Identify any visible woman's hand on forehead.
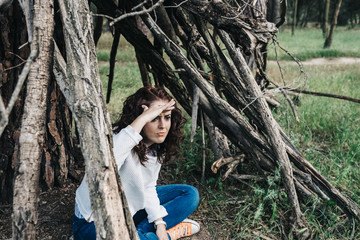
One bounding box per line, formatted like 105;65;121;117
140;99;175;121
131;99;175;133
142;99;175;112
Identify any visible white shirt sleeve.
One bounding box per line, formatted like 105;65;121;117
113;125;143;169
142;157;168;222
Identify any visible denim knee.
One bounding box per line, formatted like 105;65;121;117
183;185;200;210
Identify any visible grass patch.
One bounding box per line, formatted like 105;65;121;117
268;27;360;61
269;62;360;208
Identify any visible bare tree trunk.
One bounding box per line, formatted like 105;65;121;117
12;0;54;238
324;0;343;48
0;1;29;204
1;0;75;203
292;0;298;36
55;0;138;239
323;0;330;38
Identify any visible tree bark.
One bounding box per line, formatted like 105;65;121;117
324;0;343;48
1;0;75;204
322;0;330;38
292;0;298;35
56;0;137;238
12;0;54;238
0;1;29;204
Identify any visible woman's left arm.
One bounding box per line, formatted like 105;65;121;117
154;218;168;240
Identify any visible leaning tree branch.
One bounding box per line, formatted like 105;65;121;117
218;29;310;237
106;26;121;103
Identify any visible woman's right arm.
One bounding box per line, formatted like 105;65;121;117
113;126;142;167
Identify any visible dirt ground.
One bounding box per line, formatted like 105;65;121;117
0;180;212;240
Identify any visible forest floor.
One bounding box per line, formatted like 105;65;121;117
0;156;212;240
1;57;359;240
0;178;212;240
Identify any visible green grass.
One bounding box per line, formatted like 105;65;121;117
268;27;360;61
269;62;360;202
96;28;360;239
96;32;137;62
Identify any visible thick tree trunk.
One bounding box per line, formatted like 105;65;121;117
0;1;75;204
0;1;29;204
324;0;343;48
12;0;54;238
55;0;137;239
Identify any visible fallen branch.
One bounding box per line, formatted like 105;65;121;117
211;154;245;174
283;88;360;104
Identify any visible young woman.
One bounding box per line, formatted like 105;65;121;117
72;87;200;240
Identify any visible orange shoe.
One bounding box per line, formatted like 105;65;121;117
166;218;200;240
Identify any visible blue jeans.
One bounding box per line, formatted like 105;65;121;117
72;184;199;240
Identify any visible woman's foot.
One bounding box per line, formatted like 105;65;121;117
166;218;200;240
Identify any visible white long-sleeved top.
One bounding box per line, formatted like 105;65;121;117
75;125;168;223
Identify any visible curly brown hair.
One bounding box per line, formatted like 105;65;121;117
112;87;186;165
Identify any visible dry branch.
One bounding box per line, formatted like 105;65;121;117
106;27;121;103
109;0;165;26
283;88;360;104
218;29;309;237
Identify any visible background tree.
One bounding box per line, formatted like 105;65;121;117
286;0;359;29
324;0;343;48
323;0;331;37
292;0;298;35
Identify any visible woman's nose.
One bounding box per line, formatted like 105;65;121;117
158;118;165;128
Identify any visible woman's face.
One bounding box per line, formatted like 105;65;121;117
142;99;172;146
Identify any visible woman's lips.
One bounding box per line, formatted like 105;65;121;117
157;132;166;136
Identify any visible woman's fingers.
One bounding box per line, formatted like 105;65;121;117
141;105;149;111
146;99;175;112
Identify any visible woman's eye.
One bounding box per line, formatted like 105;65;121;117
151;116;159;122
165;115;171;120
